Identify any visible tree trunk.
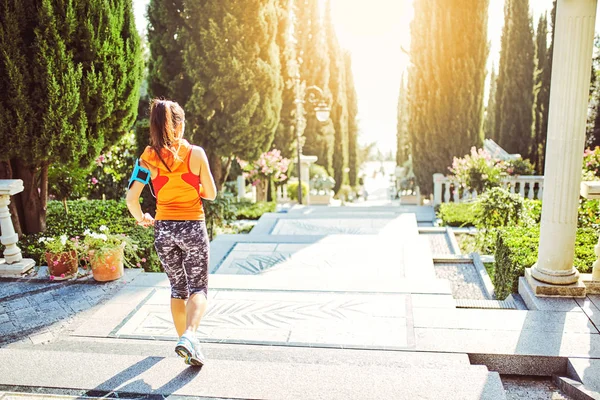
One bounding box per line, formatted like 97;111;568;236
208;152;223;191
11;159;46;234
267;176;273;202
221;155;233;185
0;161;22;237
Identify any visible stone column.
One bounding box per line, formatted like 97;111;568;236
530;0;598;289
0;180;35;277
300;155;318;205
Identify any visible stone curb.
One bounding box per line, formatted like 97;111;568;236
553;375;600;400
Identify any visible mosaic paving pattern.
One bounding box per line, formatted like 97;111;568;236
270;219;391;235
213;241;404;278
114;289;410;349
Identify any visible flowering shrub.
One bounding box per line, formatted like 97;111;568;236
449;147;503;193
501;158;535;176
310;175;335;194
238;149;291;186
582;147;600;181
38;234;79;254
82;225;140;269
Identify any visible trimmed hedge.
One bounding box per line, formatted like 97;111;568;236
234;201;276;220
21;200;161;272
438;202;478;227
20;198;278;271
494;226;597;299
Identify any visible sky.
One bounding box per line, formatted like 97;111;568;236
132;0;600;154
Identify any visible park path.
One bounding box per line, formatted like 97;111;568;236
0;176;598;398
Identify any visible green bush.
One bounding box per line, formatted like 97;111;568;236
21;200;161;272
335;184;356;202
203;194;237;240
522;199;542;225
287;181;309;202
474;187;524;230
438;202;478;227
494;226;598;299
310;163;330;178
503;158;535;176
233;200;276;220
578;198;600;229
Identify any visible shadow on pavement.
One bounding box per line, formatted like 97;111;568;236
82;356;201;399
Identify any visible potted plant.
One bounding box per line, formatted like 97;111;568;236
39;234;80;280
82;226;139;282
310;175;335;205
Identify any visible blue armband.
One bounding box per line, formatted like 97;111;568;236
128;159;151;189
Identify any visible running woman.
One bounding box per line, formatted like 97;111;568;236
126;99;217;367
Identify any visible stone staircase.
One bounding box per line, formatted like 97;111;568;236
0;339;506;399
3;206;597;399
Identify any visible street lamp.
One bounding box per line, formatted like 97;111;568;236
293;70;330;205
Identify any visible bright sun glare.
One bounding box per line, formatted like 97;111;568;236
133;0;598;155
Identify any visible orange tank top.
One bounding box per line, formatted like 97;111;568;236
140;140;205;221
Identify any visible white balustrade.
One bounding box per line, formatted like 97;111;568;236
0;180;35;277
432;174;545;206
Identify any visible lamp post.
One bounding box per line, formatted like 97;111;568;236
292;68;330;205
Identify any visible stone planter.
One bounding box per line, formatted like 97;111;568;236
45;251;78;280
88;247;124;282
310;193;333;205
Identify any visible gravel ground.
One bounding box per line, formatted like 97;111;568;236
434;262;489;300
425;233;454;255
502;375;573;400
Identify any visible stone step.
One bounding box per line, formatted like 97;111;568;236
413;308;598;334
0;346;506;400
568;358;600;394
455;298;517;310
209;273;453;294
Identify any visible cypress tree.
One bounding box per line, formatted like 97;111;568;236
325;0;348;193
396;73;409;167
272;0;297;159
344;50;359;187
495;0;536;158
408;0;489;195
484;66;497;140
533;13;549;172
296;0;334;172
146;0;192;105
182;0;283;188
0;0;142;234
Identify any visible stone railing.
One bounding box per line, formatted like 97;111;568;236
433;174;545;206
0;179;35;277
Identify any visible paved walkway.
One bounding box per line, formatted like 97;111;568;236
0;199;598;398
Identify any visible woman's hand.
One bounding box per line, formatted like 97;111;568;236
137;213;155;228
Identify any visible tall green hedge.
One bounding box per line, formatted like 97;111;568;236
494;226;597;299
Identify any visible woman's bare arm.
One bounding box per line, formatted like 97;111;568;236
192;147;217;201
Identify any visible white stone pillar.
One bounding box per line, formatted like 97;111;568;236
237;175;246;201
531;0;598;287
300;155;318;205
0;180;35;277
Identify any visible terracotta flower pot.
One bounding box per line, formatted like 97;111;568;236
45;251;78;279
88;247;124;282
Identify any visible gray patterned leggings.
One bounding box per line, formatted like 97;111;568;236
154;220;209;300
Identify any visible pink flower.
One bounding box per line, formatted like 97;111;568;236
60;273;65;278
91;177;99;185
141;258;146;262
53;261;58;266
136;263;141;267
49;275;55;281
